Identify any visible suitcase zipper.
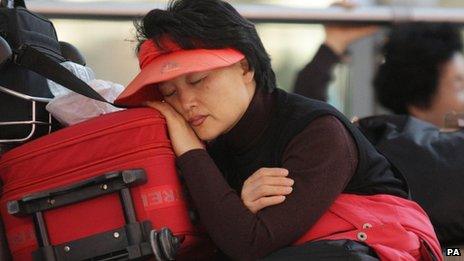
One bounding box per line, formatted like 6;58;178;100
0;115;165;165
2;143;174;199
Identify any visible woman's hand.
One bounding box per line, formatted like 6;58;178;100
324;0;379;55
146;101;204;156
241;168;294;214
325;25;378;55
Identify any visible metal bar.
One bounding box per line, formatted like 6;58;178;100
0;85;52;103
0;85;52;143
0;100;40;143
0;124;36;143
0;120;50;126
33;211;51;247
48;109;52;134
26;1;464;24
119;188;137;224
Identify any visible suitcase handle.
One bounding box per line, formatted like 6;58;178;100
8;169;146;216
6;169;175;260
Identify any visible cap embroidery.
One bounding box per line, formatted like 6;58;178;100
161;62;180;74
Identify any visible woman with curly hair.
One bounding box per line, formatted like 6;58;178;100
374;23;464;128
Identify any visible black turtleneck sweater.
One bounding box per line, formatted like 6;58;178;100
175;87;358;260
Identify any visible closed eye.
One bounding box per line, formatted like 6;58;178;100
190;76;207;85
163;90;176;97
159;86;176;98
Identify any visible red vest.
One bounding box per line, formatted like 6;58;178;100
295;194;443;261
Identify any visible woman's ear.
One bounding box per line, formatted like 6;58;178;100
240;59;255;84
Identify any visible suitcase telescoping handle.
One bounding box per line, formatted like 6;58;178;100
8;169;146;216
8;169;181;261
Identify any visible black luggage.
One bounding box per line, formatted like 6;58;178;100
358;114;464;246
0;0;65;143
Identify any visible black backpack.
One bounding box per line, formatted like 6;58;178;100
0;0;111;149
0;0;65;143
358;114;464;246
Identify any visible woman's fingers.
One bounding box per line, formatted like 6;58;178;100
145;100;182;132
145;100;165;112
242;175;294;201
241;167;294;212
256;177;294;187
244;184;293;202
245;196;286;214
245;168;293;194
246;167;289;183
145;100;178;120
245;176;294;198
144;100;204;156
255;196;287;208
256;185;293;198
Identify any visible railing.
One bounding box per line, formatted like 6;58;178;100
26;1;464;24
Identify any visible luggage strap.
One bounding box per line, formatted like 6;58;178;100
13;44;128;108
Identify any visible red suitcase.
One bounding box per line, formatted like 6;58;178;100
0;108;214;260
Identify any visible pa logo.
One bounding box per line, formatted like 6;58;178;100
446;248;462;256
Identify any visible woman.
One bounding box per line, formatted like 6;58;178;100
115;0;442;260
374;23;464;128
294;23;464;129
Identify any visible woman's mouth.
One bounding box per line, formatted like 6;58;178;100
189;115;207;127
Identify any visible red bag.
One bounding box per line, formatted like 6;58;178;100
0;108;214;260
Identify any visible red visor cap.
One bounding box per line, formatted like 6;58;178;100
115;38;245;107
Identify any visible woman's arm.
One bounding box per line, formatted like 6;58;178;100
240;167;294;214
293;24;378;101
176;115;358;260
293;44;340;102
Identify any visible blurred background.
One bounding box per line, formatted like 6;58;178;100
28;0;464;118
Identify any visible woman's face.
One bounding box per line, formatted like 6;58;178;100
411;53;464;127
158;60;256;141
431;53;464;127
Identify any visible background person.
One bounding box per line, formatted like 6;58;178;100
373;23;464;128
293;22;464;246
293;22;464;129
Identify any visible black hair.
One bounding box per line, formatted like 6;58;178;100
373;23;463;114
135;0;276;91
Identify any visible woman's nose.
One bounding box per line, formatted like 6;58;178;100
178;87;198;110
